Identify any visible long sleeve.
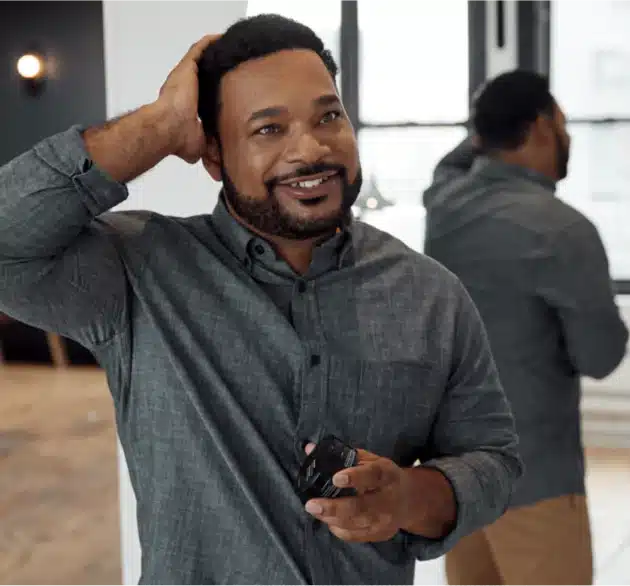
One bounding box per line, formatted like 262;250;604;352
536;216;628;379
0;126;131;348
406;279;523;560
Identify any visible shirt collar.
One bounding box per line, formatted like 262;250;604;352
472;156;557;194
209;191;353;278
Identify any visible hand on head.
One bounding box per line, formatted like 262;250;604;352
157;34;220;164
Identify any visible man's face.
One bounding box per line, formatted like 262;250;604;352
208;49;362;240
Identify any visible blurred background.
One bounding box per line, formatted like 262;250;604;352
0;1;629;584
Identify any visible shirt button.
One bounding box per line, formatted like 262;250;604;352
310;354;321;367
254;243;265;255
297;280;307;293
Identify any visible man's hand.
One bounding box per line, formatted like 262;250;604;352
303;443;457;543
303;444;409;543
83;34;220;183
157;34;220;163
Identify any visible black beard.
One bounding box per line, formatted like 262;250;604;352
555;130;569;180
220;164;363;240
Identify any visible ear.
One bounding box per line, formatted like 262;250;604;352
201;138;222;182
530;114;555;146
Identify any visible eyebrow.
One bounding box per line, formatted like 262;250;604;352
248;106;286;123
314;94;341;108
247;94;341;124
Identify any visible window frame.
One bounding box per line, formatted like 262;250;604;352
339;1;482;133
546;2;630;293
339;1;481;229
340;0;628;293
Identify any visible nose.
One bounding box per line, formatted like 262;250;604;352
284;128;332;166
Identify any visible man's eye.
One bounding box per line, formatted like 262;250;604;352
320;110;341;124
256;124;281;136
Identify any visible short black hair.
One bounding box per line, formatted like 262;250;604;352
471;70;556;151
198;14;338;139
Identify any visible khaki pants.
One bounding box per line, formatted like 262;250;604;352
445;494;593;585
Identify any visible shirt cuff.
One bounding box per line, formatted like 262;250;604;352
402;457;489;561
33;124;129;217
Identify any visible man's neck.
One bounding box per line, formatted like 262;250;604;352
223;199;334;275
271;237;322;275
493;150;558;183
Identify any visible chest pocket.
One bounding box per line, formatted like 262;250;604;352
324;356;443;465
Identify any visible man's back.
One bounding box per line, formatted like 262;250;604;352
423;142;628;506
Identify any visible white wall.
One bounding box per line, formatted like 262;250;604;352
103;1;247;218
101;2;248;583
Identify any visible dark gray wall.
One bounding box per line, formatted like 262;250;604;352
0;1;106;165
0;1;105;364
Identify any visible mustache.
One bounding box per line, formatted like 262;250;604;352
266;163;346;189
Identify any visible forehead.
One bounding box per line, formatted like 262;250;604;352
219;49;338;120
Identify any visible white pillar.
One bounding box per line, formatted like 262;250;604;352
101;2;248;583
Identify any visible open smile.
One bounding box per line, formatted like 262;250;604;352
275;170;342;201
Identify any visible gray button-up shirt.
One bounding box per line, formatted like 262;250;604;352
423;138;628;508
0;127;521;584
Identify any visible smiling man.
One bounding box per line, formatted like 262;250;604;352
0;15;521;585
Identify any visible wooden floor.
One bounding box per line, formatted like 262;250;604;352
0;366;120;585
583;446;630;584
0;365;629;585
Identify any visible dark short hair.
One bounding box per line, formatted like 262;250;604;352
471;70;556;150
197;14;338;139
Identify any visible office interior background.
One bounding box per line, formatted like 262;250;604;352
0;1;629;584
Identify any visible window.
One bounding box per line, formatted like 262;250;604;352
357;3;469;125
551;0;630;282
349;2;470;253
358;126;467;251
246;1;341;72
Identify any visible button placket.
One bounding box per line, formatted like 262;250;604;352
290;277;332;584
292;279;325;463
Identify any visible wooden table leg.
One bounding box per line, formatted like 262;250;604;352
46;332;69;368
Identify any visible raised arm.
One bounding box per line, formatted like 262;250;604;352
83;35;217;181
0;35;216;348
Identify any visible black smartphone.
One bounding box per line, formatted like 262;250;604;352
296;435;358;504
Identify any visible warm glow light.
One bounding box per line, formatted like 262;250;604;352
17;54;43;79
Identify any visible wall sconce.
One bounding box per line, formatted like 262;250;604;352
17;51;47;96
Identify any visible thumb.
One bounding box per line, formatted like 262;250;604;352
304;442;316;455
355;448;381;463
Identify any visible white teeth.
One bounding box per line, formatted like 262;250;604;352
289;177;328;189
